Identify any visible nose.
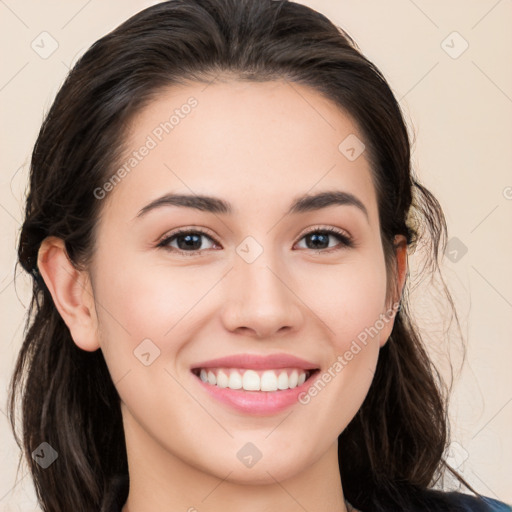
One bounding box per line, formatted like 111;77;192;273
220;253;304;339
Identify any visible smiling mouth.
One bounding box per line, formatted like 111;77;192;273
191;367;320;392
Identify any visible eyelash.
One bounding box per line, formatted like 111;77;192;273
156;226;354;257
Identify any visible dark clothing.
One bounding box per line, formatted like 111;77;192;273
102;475;511;511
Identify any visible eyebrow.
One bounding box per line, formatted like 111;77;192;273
135;190;369;220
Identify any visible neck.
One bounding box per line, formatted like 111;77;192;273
121;411;349;512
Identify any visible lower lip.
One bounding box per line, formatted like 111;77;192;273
192;370;320;415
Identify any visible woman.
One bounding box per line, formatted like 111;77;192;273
9;0;511;511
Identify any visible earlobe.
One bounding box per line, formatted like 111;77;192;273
37;236;100;352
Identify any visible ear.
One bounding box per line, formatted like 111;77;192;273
37;236;100;352
378;234;408;347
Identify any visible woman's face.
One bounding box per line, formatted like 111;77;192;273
86;80;402;485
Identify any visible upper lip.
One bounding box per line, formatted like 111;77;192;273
191;353;320;371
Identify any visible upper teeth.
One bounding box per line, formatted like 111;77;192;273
197;368;309;391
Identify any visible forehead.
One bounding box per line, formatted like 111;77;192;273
103;79;378;221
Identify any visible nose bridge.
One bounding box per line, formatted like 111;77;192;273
221;236;303;337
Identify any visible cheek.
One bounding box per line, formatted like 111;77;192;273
91;252;231;388
93;242;389;368
94;254;207;339
294;252;388;416
91;256;206;419
90;257;181;379
302;251;388;346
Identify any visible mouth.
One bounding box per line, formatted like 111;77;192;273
189;352;321;414
191;367;320;392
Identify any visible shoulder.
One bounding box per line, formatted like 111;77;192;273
349;488;512;512
410;489;512;512
438;491;512;512
101;478;512;512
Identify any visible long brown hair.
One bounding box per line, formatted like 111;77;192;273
10;1;477;510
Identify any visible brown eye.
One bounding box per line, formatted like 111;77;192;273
158;229;219;256
296;227;354;252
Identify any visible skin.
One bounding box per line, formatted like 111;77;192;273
38;80;407;512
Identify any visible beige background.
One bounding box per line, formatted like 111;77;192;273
1;0;511;509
